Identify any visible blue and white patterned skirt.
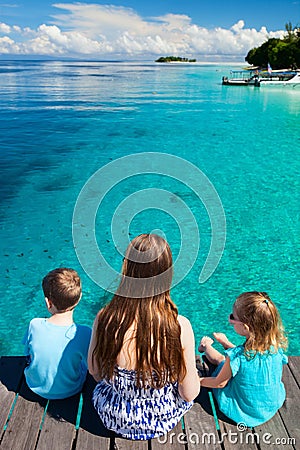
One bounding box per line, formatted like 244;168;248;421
92;366;193;440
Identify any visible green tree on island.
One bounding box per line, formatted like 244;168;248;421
155;56;197;63
245;22;300;69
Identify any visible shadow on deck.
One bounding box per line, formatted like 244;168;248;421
0;355;299;449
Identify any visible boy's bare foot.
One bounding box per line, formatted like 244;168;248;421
213;332;232;349
198;336;214;353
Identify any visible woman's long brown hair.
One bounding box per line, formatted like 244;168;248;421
92;234;186;388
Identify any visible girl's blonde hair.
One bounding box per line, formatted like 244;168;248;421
234;291;288;357
92;234;186;388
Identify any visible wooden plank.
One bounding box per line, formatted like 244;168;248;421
76;373;113;449
214;392;257;450
151;421;185;449
0;383;15;433
36;394;80;450
287;356;300;386
253;412;294;450
184;358;223;449
194;357;256;450
0;356;298;450
0;356;27;432
219;421;258;450
201;357;300;450
114;438;148;449
0;379;46;450
184;395;222;449
75;429;111;450
254;360;300;449
278;363;300;446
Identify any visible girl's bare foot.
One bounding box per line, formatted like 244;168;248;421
213;332;232;349
198;336;214;353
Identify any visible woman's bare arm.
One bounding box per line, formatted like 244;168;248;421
177;315;201;402
88;312;102;381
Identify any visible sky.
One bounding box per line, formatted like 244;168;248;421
0;1;299;60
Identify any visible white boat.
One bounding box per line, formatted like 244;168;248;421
222;69;259;86
257;70;300;87
222;69;300;87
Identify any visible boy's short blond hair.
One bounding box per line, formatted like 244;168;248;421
42;268;81;311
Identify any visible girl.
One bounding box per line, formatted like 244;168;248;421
199;291;288;427
88;234;200;440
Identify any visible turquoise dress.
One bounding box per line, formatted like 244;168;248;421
212;345;288;427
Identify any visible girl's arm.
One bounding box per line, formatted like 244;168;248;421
213;332;235;350
177;315;201;402
88;312;102;381
200;357;232;388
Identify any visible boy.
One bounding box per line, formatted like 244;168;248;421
23;268;92;399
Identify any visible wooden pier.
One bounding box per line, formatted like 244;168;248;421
0;356;299;449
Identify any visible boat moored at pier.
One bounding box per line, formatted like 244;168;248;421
222;69;260;86
222;68;300;87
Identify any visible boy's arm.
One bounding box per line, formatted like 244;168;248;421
200;357;232;388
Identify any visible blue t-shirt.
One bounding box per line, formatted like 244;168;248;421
212;345;288;427
23;318;92;399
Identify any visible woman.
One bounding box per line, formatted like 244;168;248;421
88;233;200;440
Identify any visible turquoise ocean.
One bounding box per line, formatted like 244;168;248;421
0;60;299;356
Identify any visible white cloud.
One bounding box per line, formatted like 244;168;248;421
231;20;245;33
23;27;37;35
153;13;192;31
0;3;286;58
0;22;11;34
52;3;150;39
17;24;111;55
0;36;20;53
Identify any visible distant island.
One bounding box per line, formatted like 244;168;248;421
155;56;197;63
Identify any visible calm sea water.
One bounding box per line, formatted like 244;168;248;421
0;60;299;356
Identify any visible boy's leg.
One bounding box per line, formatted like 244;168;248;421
198;336;225;366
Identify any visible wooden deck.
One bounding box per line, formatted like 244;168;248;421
0;356;299;450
